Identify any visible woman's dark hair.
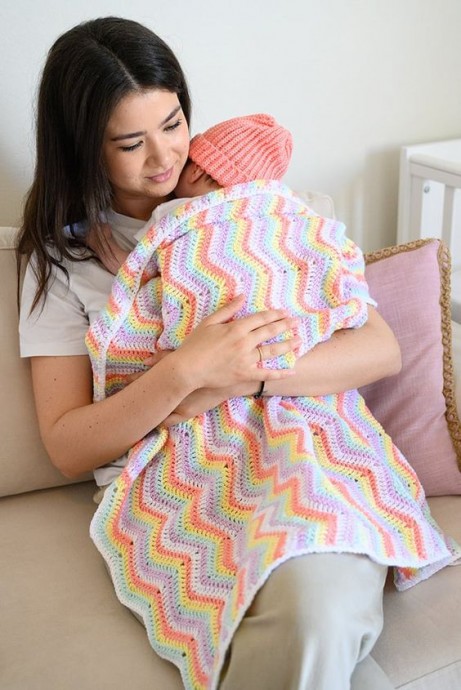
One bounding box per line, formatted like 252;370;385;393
17;16;191;311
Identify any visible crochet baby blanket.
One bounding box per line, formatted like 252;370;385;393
88;181;459;690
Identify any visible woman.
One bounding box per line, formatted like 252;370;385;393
18;16;408;690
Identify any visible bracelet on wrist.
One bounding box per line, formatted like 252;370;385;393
254;380;265;399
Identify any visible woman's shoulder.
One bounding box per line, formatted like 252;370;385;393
19;252;115;357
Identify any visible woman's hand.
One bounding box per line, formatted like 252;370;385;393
135;304;400;426
138;352;256;427
161;386;241;427
167;295;300;391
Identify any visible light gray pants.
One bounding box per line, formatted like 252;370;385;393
219;552;394;690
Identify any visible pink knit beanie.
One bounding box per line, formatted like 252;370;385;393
188;114;293;186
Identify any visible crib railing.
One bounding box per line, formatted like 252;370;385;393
397;139;461;323
405;154;461;246
398;140;461;262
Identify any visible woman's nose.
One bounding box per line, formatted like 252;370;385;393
145;140;169;168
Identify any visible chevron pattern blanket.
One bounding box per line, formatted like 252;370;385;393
87;181;459;690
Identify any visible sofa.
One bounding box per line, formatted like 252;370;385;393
1;215;461;690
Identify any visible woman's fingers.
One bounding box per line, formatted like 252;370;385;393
143;349;172;367
203;296;299;344
249;316;299;349
204;297;294;333
256;336;301;365
125;350;172;383
203;294;246;324
171;297;303;390
125;371;145;383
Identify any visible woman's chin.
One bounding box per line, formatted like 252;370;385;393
144;172;181;198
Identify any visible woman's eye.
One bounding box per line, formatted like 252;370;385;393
165;119;182;132
120;141;142;152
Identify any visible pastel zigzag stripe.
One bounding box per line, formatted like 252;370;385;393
88;180;460;690
92;392;456;689
155;201;369;364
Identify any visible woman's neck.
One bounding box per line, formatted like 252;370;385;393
112;194;172;221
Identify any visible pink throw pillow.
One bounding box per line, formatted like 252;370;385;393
359;239;461;496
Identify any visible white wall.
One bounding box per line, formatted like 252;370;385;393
1;0;460;251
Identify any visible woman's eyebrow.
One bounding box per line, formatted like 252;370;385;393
110;105;182;142
111;130;146;142
161;105;181;125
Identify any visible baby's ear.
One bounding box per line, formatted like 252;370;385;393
187;162;207;182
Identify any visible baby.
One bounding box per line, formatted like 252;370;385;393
90;113;293;273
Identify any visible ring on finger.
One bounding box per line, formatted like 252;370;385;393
256;345;263;362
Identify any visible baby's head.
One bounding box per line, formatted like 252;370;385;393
174;113;293;198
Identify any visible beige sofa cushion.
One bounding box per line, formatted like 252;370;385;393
0;482;183;690
0;227;90;497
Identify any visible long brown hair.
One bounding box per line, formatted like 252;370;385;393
17;17;191;311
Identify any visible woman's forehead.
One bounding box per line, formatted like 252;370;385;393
106;89;180;135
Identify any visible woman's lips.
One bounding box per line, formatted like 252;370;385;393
147;167;173;183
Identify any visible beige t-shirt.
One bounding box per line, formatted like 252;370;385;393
20;201;187;355
20;200;188;486
19;210;147;486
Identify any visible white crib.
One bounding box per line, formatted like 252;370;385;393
397;138;461;323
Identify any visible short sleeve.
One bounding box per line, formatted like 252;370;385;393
20;261;91;357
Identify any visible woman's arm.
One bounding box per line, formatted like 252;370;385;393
265;305;402;397
30;298;299;478
162;306;401;425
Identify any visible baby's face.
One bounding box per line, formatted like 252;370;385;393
174;161;220;199
174;161;197;198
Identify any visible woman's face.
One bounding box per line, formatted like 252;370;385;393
103;89;190;219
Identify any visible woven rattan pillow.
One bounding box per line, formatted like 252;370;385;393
360;239;461;496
